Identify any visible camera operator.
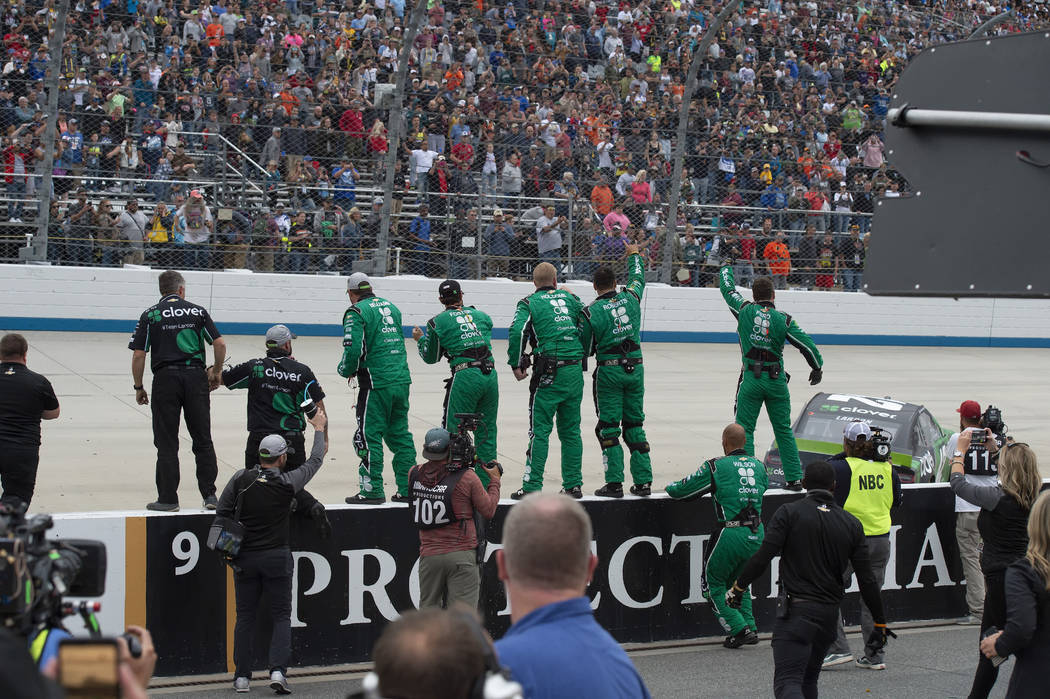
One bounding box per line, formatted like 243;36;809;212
941;400;996;625
410;427;501;610
0;333;59;508
823;422;902;671
219;324;331;537
728;462;894;698
217;408;328;694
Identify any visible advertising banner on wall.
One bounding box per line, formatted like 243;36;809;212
132;485;966;677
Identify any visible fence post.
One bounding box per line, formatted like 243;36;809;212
661;1;736;284
27;0;70;263
566;197;575;278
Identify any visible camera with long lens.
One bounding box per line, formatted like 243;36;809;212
0;502;107;639
868;426;893;463
448;413;482;471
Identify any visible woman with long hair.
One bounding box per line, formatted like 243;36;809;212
951;438;1042;698
981;489;1050;697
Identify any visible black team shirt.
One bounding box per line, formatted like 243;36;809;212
221;350;325;434
0;362;59;447
128;294;221;371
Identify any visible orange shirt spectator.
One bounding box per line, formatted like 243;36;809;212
205;22;224;48
763;238;791;277
443;67;464;91
591;184;614;216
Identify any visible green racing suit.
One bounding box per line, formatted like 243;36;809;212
507;285;586;492
579;252;652;486
338;293;417;498
417;304;499;475
719;265;822;483
666;450;769;635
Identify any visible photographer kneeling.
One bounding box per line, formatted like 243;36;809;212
410;426;501;610
823;422;901;671
216;408;328;694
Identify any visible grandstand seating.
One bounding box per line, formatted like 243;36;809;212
3;0;1046;288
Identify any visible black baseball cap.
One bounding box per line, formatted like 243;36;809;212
438;279;461;300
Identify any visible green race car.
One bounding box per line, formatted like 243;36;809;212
763;392;953;487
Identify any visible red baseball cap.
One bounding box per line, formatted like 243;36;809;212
957;400;981;420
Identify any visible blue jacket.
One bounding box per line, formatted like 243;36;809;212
495;597;651;699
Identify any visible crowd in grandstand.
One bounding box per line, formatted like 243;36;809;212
3;0;1047;286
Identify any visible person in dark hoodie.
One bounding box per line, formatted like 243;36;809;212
409;427;502;609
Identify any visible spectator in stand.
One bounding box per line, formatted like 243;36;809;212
501;152;523;210
603;202;631;234
838;226;866;292
2;136;31;222
116;199;149;266
95;199;121;267
485;207;516;277
408;203;433;277
763;231;791;290
814;233;838;291
177;190;214;270
590;175;615;218
535;205;565;265
147;202;176;269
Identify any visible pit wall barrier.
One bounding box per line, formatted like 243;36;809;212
53;484;970;677
1;265;1048;347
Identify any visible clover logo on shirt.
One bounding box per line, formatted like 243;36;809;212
752;314;770;337
611;305;629;327
379;307;396;325
148;309;162;323
550;298;569;316
252;365;265;379
738;465;757;486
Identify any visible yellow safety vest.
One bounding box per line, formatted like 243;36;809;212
843;456;893;536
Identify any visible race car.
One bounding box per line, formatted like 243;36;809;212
763;392;952;487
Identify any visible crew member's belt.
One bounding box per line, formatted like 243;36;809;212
155;363;205;371
746;360;783;378
451;359;492;374
599;357;643;368
722;520;745;528
552;359;581;368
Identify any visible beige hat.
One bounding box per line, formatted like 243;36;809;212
492;207;503;216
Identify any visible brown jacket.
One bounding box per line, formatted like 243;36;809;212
412;460;500;557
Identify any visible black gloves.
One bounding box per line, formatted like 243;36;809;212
809;368;823;385
866;624;897;652
310;502;333;540
726;584;745;609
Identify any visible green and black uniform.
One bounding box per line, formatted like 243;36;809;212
507;286;586;493
128;293;221;505
417;305;499;470
579;252;652;486
222;348;325;511
667;450;768;635
338;293;417;498
719;265;823;483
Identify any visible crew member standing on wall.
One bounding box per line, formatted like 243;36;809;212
666;424;768;648
823;421;902;670
580;244;652;498
219;324;332;537
719;265;823;490
130;270;226;511
507;262;586;499
410;428;502;609
338;273;417;504
412;280;499;478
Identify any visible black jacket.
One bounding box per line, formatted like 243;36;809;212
736;489;885;623
216;431;325;552
950;473;1030;573
996;558;1050;699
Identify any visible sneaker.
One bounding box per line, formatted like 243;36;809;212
390;493;411;504
344;494;385;505
856;657;886;670
956;615;981;626
269;670;291;694
510;488;532;500
783;480;804;492
203;494;218;510
560;486;583;499
723;629;759;649
594;483;624;498
822;652;854;668
146;501;179;512
234;677;250;693
630;482;652;497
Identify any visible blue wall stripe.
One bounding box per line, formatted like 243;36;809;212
2;317;1047;348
